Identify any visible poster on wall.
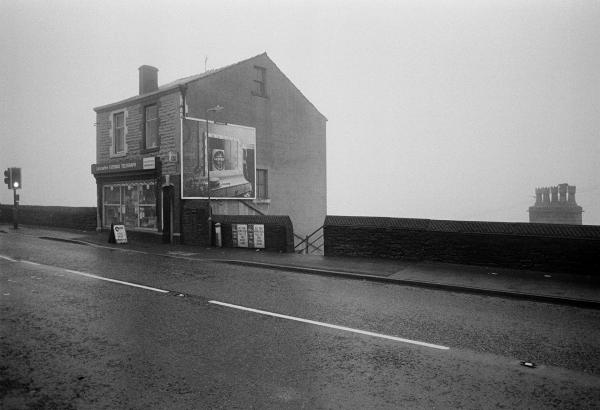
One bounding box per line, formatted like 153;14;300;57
181;117;256;199
248;224;265;248
232;224;248;247
232;224;264;249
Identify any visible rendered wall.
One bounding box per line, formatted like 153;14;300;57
183;54;327;240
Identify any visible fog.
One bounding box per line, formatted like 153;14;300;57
1;0;598;224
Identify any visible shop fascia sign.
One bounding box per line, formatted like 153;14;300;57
91;157;158;175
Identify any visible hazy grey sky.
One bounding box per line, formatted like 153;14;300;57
1;0;599;224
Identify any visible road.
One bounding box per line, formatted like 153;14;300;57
1;232;599;409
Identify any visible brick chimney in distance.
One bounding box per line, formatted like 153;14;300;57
138;65;158;95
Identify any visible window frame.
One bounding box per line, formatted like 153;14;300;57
252;65;267;98
113;112;125;154
144;104;159;151
109;109;128;158
256;168;269;200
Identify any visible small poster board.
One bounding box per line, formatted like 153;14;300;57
236;224;248;247
232;224;264;248
109;224;128;244
249;224;265;248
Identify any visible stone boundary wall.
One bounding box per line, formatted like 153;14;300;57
324;215;600;274
0;204;97;231
180;202;294;252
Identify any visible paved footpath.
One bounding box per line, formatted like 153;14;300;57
2;224;599;309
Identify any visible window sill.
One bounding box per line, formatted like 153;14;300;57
141;147;160;154
110;152;127;158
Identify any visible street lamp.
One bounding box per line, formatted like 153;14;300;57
206;105;224;246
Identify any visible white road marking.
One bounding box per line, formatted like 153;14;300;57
209;300;450;350
3;253;448;350
63;269;169;293
0;254;169;294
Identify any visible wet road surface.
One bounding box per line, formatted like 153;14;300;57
1;233;599;408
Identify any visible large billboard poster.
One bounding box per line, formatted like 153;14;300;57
181;117;256;199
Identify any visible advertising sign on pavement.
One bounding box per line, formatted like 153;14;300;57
108;224;128;244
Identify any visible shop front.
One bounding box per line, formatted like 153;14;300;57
91;157;162;232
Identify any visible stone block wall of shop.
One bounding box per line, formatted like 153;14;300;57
0;205;97;231
323;216;600;275
95;92;180;176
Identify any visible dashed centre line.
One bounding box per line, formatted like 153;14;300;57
2;253;450;350
209;300;450;350
1;254;169;294
63;269;170;293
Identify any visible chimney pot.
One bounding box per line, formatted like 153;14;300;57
558;183;568;203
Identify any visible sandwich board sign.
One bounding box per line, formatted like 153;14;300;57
109;224;128;244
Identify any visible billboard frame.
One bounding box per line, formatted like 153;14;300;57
180;116;257;200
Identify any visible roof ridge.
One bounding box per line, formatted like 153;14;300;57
94;52;269;112
159;52;268;90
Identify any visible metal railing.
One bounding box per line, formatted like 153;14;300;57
294;225;324;255
238;200;323;254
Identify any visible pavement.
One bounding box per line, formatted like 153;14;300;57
2;224;599;309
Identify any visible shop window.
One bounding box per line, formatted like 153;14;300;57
256;169;268;199
122;185;138;227
144;105;158;149
102;181;157;230
103;185;122;227
139;184;157;228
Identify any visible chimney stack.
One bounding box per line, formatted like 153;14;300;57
138;65;158;95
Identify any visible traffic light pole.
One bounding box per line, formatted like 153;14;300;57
13;188;19;229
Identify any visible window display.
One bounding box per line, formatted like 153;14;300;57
102;181;157;229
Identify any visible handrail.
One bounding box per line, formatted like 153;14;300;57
294;225;324;254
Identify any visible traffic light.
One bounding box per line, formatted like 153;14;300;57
3;168;21;189
3;168;11;189
11;168;21;189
